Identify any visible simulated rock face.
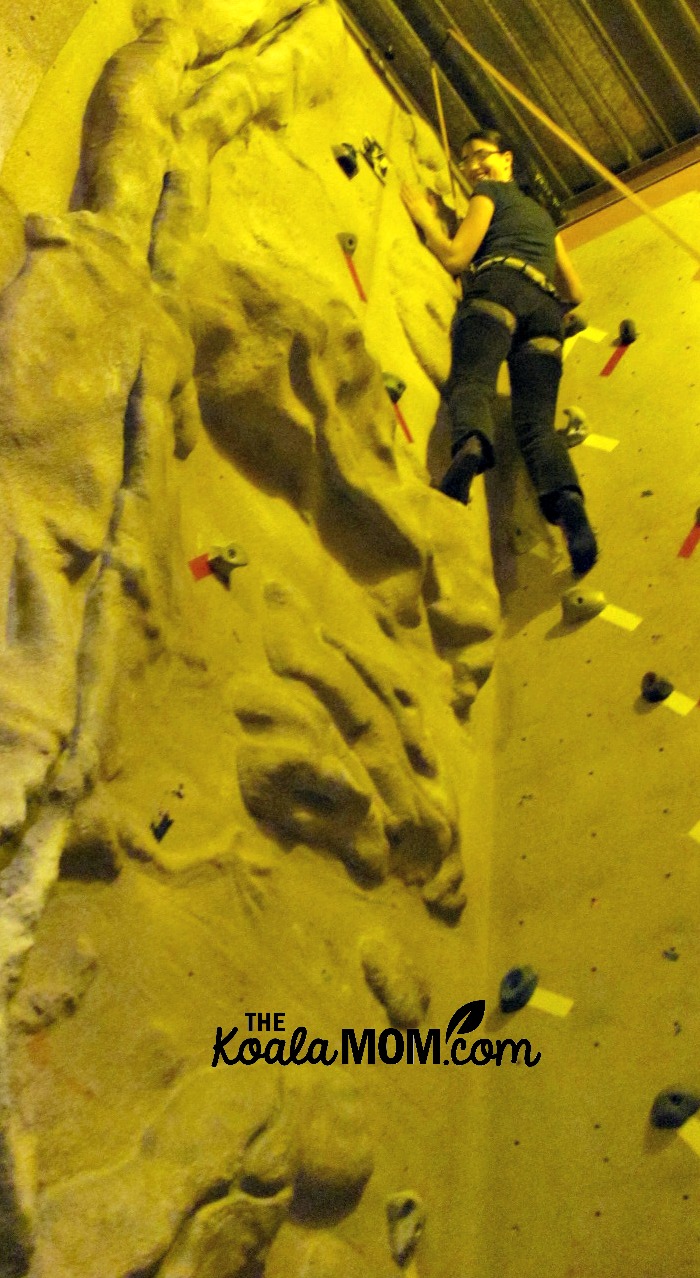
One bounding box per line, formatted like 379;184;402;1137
0;1;498;1275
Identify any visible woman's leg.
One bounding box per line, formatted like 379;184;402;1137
507;334;578;501
508;325;597;573
441;298;515;502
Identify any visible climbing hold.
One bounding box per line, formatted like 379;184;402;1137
151;812;174;843
337;232;357;256
386;1191;425;1266
561;587;606;624
563;313;588;338
210;542;248;567
619;318;637;344
563;405;587;432
383;373;406;404
208;542;248;583
650;1090;700;1129
188;552;212;581
695;507;700;527
558;405;587;447
361;136;389;182
333;143;359;178
499;965;538;1014
641;672;674;703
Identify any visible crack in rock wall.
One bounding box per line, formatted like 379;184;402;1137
0;2;499;1274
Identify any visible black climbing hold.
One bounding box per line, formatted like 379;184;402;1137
151;812;174;842
641;672;674;703
563;313;587;338
650;1090;700;1129
337;232;357;256
499;965;538;1013
383;373;406;403
619;318;637;344
333;143;359;178
208;542;249;584
362;136;389;183
695;507;700;527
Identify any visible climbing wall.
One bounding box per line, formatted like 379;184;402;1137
478;169;700;1277
2;1;699;1275
0;3;499;1276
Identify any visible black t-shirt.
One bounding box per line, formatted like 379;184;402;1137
469;179;557;282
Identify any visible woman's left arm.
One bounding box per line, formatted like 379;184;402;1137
401;186;494;275
554;235;584;306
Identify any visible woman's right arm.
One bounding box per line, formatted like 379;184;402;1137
554;235;584;306
401;185;495;275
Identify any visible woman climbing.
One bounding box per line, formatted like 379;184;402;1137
401;129;597;576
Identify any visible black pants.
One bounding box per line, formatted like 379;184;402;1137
446;266;581;523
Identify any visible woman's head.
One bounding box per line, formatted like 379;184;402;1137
459;129;514;186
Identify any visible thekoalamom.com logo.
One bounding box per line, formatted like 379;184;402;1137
212;1000;541;1068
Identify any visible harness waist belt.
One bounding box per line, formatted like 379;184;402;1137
468;255;560;299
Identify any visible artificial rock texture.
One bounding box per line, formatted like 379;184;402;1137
0;2;499;1275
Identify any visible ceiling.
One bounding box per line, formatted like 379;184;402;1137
339;0;700;218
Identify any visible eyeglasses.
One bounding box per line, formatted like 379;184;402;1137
458;148;501;169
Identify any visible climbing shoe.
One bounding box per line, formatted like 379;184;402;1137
438;440;484;505
555;491;598;576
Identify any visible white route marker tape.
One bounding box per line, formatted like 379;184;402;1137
529;987;574;1017
664;691;698;717
563;326;607;359
582;433;619;452
678;1116;700;1157
687;820;700;843
599;604;642;632
563;335;581;360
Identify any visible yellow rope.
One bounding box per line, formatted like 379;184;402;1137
447;26;700;267
430;60;457;208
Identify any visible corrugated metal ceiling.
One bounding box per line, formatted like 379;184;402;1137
340;0;700;218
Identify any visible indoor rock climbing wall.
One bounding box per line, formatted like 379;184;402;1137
480;172;700;1277
3;1;698;1276
0;2;499;1277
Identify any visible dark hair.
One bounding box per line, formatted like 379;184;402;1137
460;128;513;156
460;127;564;223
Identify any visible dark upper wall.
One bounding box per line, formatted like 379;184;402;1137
340;0;700;216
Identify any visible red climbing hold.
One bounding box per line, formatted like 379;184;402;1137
600;345;629;377
393;400;413;443
678;524;700;559
188;553;212;581
343;252;367;302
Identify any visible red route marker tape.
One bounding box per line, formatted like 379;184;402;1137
600;344;631;377
343;252;367;303
393;400;413;443
678;524;700;559
189;553;212;581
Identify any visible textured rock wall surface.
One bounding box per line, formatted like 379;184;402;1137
0;2;499;1275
